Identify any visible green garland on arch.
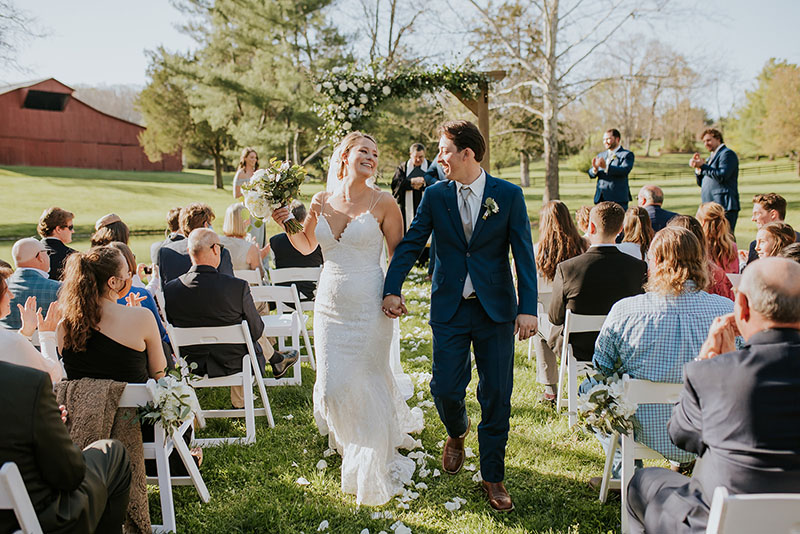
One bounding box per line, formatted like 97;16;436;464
313;65;491;143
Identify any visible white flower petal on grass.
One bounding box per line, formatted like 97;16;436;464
454;497;467;505
465;447;475;458
396;502;409;510
317;519;329;531
291;461;298;467
432;469;441;477
416;391;424;400
464;464;476;472
361;529;369;534
395;525;411;534
472;471;483;483
415;482;428;490
383;512;393;520
371;512;382;520
296;477;310;486
436;440;444;448
283;414;294;420
316;460;328;470
444;502;459;512
323;448;335;457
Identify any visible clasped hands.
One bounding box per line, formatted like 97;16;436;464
591;157;607;172
382;295;407;319
696;313;738;361
689;153;705;169
410;177;425;190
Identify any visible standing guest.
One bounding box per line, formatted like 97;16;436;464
588;128;634;210
746;193;800;264
38;206;76;280
696;202;739;275
0;362;131;534
584;227;733;486
392;143;431;233
0;267;63;383
637;185;678;232
90;213;130;247
58;246;167;383
667;215;734;300
158;203;234;285
627;257;800;534
620;207;654;260
532;200;588;400
220;203;268;271
150;206;184;265
575;205;592;236
269;200;323;301
0;238;60;331
690;128;740;233
232;147;266;248
755;221;796;259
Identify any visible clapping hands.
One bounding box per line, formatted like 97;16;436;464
38;301;61;332
381;294;407;319
125;292;146;307
697;313;738;361
18;296;39;338
689;153;705;169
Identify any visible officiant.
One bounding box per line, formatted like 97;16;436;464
392;143;431;232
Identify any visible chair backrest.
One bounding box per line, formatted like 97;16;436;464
234;269;264;286
166;321;256;364
624;379;684;405
562;310;607;353
0;462;43;534
267;266;321;285
250;285;303;315
706;486;800;534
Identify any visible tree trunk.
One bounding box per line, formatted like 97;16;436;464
292;130;300;164
541;0;560;203
520;151;530;187
212;152;224;189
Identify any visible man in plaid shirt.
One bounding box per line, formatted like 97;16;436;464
0;238;61;332
585;227;734;484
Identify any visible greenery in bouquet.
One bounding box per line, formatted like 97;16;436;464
136;363;201;437
577;368;639;437
241;158;307;234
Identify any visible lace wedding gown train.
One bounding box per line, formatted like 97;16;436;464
313;205;424;506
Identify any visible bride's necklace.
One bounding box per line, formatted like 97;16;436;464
340;183;371;204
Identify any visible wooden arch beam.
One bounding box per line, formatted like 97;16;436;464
451;70;506;172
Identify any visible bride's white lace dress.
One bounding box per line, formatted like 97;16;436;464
313;199;424;506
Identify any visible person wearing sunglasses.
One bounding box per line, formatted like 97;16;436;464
0;238;61;333
38;206;77;281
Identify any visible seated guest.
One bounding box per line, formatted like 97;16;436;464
90;213;130;246
667;215;734;300
38;206;76;280
164;229;298;405
696;202;738;275
269;200;323;301
59;246;167;383
221;203;268;271
627;257;800;534
637;185;677;232
0;267;63;383
0;238;60;331
575;205;591;236
532;200;588;400
755;221;796;259
586;227;734;484
158;202;234;285
779;242;800;263
0;362;131;534
619;206;654;260
549;201;647;369
746;193;800;264
150;206;184;264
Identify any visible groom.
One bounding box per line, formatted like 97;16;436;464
383;120;538;512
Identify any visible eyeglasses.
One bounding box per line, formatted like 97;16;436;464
61;225;74;231
210;243;225;252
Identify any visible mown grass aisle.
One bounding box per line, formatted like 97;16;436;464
164;268;621;533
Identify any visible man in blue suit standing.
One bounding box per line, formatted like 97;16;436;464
383;120;538;513
588;128;634;210
691;128;740;233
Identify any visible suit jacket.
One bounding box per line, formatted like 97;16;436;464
0;362;86;532
269;233;323;301
164;265;264;377
150;232;184;265
158;237;234;286
392;159;431;230
41;237;76;281
548;246;647;361
695;145;740;211
662;329;800;530
0;269;60;330
644;204;678;233
384;173;537;324
587;147;634;204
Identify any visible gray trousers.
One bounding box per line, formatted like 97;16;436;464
531;324;562;386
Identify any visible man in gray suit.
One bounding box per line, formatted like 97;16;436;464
626;257;800;533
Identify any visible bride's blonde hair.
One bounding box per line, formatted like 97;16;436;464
335;131;377;181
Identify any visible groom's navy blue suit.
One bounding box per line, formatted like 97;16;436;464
384;173;537;483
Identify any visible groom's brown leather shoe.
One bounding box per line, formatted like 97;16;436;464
442;418;470;474
482;481;514;512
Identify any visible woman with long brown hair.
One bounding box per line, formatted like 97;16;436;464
232;147;259;199
666;215;732;300
696;202;739;274
621;206;654;260
535;200;587;283
58;246;166;383
755;221;796;258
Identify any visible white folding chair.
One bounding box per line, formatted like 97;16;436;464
706;486;800;534
154;288;168;323
527;276;554;362
556;310;607;427
118;381;210;533
234;268;265;286
266;266;321;363
250;285;306;384
0;462;42;534
167;321;274;446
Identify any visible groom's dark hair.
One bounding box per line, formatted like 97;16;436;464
439;120;485;162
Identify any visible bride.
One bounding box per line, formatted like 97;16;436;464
271;132;424;506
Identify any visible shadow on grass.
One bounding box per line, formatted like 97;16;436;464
0;165;222;185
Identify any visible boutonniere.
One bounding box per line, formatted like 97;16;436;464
482;197;499;220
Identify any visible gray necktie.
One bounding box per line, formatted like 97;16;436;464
460;186;473;241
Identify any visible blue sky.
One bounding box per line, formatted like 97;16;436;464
8;0;800;117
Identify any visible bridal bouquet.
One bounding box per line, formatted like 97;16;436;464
577;371;638;437
242;158;307;234
137;366;201;437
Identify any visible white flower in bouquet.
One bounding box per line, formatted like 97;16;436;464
359;93;369;104
382;85;391;96
323;81;333;90
363;82;371;91
142;374;201;436
338;81;348;92
578;373;638;437
347;81;357;92
244;191;272;218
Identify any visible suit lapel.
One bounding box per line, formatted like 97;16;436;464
469;174;496;246
444;180;468;246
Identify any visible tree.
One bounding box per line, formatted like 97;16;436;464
355;0;427;72
467;0;670;202
760;62;800;172
137;49;234;188
0;0;42;76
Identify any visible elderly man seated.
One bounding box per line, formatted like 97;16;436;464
627;257;800;533
164;229;297;407
583;227;734;488
0;238;61;333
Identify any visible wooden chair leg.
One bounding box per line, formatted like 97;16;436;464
599;432;619;503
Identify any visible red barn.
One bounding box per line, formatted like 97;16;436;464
0;78;182;171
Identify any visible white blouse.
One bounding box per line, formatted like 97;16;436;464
0;328;63;384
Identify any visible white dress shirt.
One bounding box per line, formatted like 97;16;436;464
0;328;63;384
457;169;486;298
